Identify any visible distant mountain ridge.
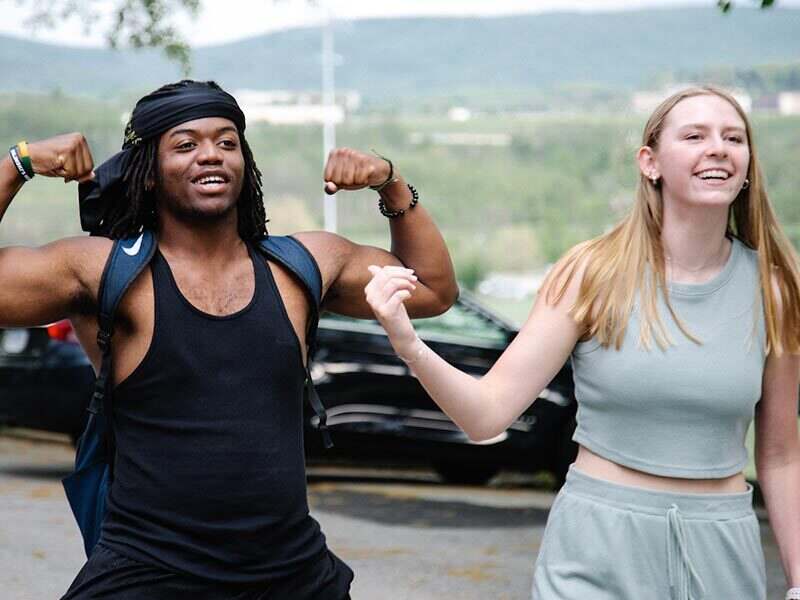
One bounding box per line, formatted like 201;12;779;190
4;7;800;99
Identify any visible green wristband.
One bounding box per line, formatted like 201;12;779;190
16;141;34;179
8;145;32;181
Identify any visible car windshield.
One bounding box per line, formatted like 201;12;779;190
320;297;511;345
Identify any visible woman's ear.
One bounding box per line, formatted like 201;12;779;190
637;146;660;185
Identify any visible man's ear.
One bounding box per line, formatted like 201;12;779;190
637;145;660;183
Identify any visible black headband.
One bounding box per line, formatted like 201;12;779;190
79;81;247;235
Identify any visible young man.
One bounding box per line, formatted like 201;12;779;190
0;80;458;599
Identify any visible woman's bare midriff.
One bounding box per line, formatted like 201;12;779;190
573;445;749;493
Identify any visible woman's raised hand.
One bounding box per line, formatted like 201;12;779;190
365;265;420;355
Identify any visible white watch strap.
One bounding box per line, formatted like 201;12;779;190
785;587;800;600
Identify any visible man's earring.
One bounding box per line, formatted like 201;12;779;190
742;178;750;190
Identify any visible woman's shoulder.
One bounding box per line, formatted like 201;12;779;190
733;236;759;263
543;241;595;296
730;237;762;284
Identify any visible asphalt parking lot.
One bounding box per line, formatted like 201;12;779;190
0;430;787;599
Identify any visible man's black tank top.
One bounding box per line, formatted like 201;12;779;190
100;246;327;583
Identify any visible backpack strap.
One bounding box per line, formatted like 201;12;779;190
256;235;332;449
88;231;157;469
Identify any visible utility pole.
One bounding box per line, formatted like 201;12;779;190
321;6;337;233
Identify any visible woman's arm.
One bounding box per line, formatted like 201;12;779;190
755;346;800;587
364;260;584;441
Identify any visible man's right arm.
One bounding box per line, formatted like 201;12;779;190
0;135;106;328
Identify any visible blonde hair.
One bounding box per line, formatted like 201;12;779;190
545;86;800;355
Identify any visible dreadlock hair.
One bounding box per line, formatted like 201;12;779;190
105;80;268;241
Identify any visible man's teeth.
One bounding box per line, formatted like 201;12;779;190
697;170;730;180
197;176;225;185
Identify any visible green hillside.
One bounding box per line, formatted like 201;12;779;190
2;94;799;286
2;7;800;101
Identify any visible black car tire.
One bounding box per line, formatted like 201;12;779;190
433;461;500;486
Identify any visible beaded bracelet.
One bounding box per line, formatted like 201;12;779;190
378;183;419;219
786;587;800;600
8;142;34;181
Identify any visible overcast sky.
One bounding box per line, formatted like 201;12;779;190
2;0;799;47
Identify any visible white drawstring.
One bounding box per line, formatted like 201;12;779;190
666;504;706;600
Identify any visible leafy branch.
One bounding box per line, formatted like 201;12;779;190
15;0;200;75
718;0;776;12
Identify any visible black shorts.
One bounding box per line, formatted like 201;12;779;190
61;544;353;600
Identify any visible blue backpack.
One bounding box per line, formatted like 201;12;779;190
62;230;332;557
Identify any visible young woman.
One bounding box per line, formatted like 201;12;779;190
364;87;800;599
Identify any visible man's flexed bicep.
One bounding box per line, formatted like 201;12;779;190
298;148;458;319
295;231;455;320
0;237;110;327
0;133;104;326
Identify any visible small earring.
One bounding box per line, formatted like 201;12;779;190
650;174;659;186
742;178;750;190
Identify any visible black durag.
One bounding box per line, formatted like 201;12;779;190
78;81;247;236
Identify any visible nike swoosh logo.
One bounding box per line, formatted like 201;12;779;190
122;234;144;257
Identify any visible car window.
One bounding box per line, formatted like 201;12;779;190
321;300;511;345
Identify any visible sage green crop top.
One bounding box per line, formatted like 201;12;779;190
570;238;766;478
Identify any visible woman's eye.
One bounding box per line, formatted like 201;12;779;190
685;133;701;141
220;139;237;148
177;142;195;150
728;136;744;144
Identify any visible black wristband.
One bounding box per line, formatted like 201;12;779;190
369;153;398;192
378;184;419;218
8;145;33;181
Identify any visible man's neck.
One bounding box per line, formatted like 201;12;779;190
157;214;247;267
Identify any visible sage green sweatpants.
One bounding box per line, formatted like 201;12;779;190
531;467;766;600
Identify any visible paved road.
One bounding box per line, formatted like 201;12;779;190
0;431;786;599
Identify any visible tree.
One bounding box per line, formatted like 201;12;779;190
16;0;200;74
718;0;776;11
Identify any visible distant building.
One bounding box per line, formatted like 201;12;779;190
448;107;472;122
408;132;512;147
778;92;800;115
478;268;552;300
233;89;361;125
632;85;752;114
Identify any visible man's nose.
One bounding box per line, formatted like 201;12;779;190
197;140;223;163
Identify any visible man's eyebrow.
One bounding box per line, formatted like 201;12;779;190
169;126;239;138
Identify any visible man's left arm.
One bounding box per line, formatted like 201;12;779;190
294;148;458;319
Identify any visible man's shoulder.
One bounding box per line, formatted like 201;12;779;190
288;230;354;288
46;235;115;271
33;236;116;317
289;230;346;254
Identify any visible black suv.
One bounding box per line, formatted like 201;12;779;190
0;292;577;485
